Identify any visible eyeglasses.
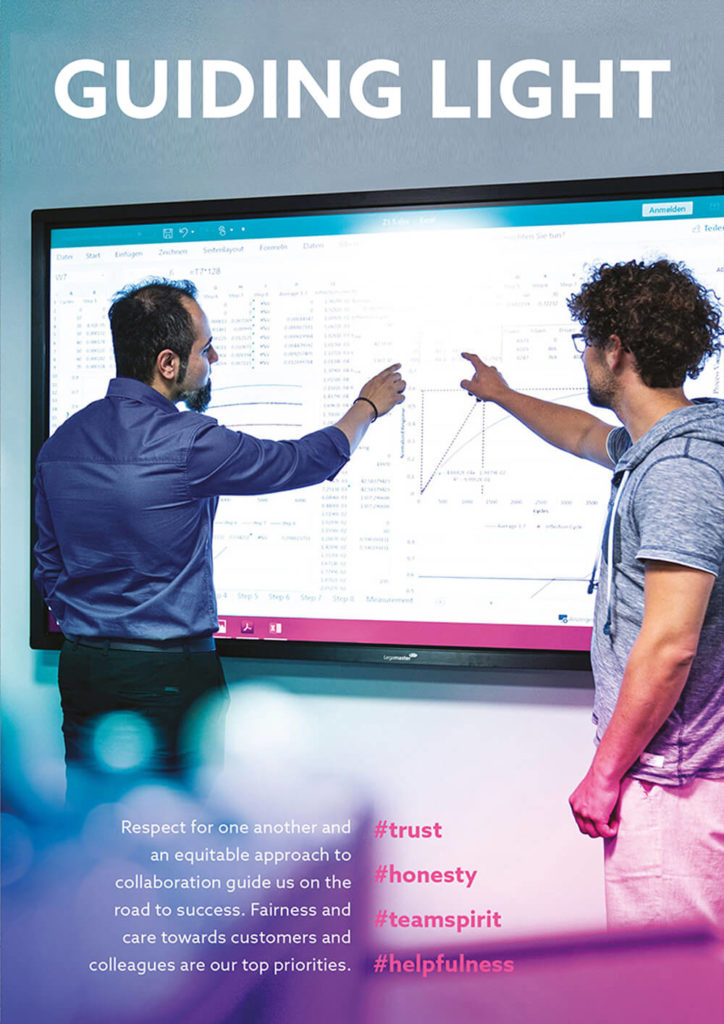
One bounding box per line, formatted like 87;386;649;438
572;332;628;355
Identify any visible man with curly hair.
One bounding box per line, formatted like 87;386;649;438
460;259;724;929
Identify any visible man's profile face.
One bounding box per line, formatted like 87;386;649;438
178;298;217;412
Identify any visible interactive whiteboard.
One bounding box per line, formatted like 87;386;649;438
32;174;724;666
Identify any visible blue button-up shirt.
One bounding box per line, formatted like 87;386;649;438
34;377;350;639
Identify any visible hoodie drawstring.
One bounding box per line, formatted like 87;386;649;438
602;468;631;637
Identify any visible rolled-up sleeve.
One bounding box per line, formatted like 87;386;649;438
185;424;350;498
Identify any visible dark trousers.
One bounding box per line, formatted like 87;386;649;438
59;640;228;804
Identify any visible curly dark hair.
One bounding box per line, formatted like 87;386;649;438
567;260;722;388
109;278;198;384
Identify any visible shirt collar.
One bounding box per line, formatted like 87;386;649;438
106;376;179;413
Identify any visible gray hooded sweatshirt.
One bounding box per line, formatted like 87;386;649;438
591;398;724;785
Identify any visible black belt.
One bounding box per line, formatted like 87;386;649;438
67;635;216;654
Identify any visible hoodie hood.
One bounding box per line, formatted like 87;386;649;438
612;398;724;477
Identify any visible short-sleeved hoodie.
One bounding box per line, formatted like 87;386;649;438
592;398;724;784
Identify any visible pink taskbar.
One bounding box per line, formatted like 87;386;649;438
214;615;593;651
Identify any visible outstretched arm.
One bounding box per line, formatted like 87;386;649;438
460;352;614;468
187;363;406;497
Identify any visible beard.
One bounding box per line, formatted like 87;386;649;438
586;378;615;410
182;380;212;413
585;357;616;410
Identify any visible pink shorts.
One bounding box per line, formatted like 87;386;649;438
604;775;724;929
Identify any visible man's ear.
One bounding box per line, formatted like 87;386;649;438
156;349;179;381
606;334;628;371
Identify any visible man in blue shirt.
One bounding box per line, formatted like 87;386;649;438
34;278;405;792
